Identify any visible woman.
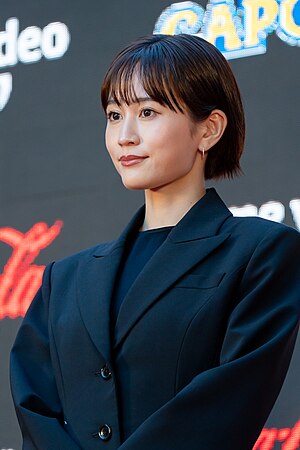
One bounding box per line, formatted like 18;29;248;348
10;34;300;450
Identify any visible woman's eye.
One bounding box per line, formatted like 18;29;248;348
141;108;155;118
107;111;121;121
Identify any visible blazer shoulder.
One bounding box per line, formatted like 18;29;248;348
48;239;117;280
223;214;300;243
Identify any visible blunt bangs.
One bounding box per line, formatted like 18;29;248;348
101;38;188;114
101;34;245;180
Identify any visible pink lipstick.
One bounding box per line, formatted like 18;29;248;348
119;155;148;166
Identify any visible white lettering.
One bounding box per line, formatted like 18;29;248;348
258;201;285;223
0;18;71;69
230;199;300;230
229;204;258;217
230;201;285;223
0;17;70;111
0;18;18;67
289;199;300;231
18;26;42;64
0;72;12;112
41;22;70;60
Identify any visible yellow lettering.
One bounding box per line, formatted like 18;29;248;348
243;0;278;47
204;3;242;50
159;10;200;35
280;0;300;38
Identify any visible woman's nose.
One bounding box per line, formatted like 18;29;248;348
118;118;140;146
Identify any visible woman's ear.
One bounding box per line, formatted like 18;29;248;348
198;109;227;152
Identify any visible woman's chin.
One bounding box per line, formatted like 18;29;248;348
121;177;150;191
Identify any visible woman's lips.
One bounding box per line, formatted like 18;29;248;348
119;155;148;166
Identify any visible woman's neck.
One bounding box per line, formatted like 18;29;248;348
140;178;206;231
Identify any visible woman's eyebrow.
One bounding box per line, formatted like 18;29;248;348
107;96;155;105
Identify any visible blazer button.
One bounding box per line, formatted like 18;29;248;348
100;364;112;380
98;424;112;441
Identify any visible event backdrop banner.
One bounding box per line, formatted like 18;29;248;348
0;1;299;449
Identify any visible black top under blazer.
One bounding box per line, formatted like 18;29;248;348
10;188;300;450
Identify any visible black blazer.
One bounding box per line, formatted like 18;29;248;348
10;189;300;450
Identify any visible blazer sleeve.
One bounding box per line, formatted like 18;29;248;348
10;262;81;450
118;225;300;450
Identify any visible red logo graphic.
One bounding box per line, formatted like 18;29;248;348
0;221;63;320
254;420;300;449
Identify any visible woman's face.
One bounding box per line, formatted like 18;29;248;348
105;75;205;192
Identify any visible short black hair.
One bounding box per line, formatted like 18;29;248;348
101;34;245;180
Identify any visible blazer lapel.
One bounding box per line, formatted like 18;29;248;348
114;189;232;348
76;205;145;361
